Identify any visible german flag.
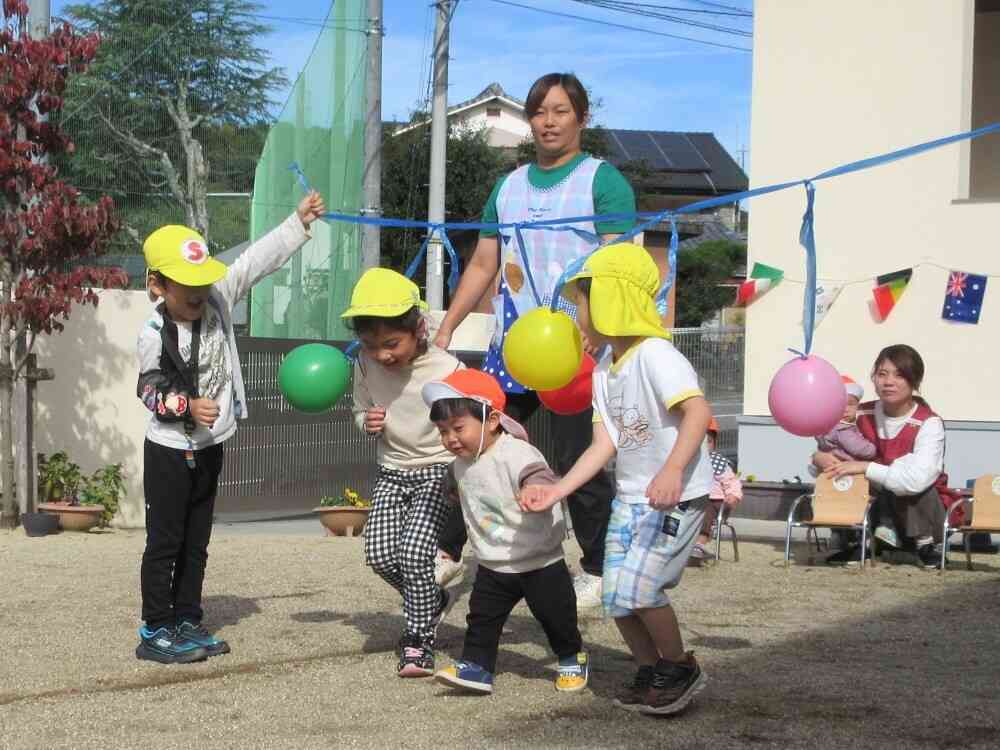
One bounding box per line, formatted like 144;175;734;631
872;268;912;321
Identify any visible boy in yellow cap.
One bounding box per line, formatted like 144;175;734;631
341;268;464;678
520;242;713;716
135;191;325;664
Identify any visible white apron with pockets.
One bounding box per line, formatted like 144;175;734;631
483;157;602;392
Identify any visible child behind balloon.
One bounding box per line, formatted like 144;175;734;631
691;417;742;563
342;268;464;678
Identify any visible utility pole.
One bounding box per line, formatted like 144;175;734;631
425;0;453;310
361;0;383;270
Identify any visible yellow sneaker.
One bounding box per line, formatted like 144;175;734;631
555;652;589;692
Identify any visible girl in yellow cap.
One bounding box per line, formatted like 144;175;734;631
521;242;714;716
341;268;464;678
135;191;325;664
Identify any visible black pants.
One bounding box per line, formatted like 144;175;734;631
438;391;615;576
140;439;225;630
463;560;582;674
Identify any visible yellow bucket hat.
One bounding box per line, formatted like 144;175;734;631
563;242;670;340
341;267;429;318
143;225;227;288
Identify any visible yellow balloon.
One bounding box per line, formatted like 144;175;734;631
502;308;583;391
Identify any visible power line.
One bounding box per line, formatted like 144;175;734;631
479;0;752;51
584;1;751;17
570;0;752;37
683;0;752;13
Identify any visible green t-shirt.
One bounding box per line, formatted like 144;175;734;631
479;153;636;237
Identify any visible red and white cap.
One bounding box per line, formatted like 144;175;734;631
842;375;864;400
422;369;529;441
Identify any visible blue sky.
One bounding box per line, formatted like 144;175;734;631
52;0;754;169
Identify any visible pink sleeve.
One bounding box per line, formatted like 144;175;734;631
836;425;877;460
718;467;742;500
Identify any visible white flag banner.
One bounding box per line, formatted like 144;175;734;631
809;283;843;330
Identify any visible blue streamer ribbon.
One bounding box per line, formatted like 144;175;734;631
799;181;817;355
283;121;1000;356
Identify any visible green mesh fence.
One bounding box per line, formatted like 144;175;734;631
249;0;367;340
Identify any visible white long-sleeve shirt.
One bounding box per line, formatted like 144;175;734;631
863;401;945;496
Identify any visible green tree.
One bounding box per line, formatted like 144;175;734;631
58;0;285;249
381;124;508;271
675;239;746;328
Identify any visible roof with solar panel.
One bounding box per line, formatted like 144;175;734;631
602;129;748;195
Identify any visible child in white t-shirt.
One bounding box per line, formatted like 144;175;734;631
521;242;713;717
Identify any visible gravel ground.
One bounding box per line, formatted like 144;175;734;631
2;526;999;750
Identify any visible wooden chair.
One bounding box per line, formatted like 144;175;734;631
940;474;1000;571
784;475;874;568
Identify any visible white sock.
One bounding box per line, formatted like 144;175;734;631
915;535;933;548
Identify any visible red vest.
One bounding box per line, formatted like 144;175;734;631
856;400;962;523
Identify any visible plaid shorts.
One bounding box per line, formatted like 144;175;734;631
602;496;708;618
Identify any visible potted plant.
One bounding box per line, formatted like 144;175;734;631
37;453;123;532
78;463;125;528
315;487;371;537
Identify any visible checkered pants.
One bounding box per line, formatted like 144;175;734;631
364;463;451;643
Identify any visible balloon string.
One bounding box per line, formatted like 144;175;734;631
787;348;808;360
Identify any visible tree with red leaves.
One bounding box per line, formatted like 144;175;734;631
0;0;125;524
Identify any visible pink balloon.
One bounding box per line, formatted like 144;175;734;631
768;355;847;437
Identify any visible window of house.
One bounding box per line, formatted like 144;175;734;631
486;106;501;118
970;0;1000;199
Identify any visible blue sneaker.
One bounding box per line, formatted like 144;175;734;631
435;660;494;694
177;620;231;657
136;625;208;664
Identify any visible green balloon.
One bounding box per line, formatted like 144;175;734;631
278;343;351;413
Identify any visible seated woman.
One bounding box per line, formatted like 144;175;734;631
814;344;956;568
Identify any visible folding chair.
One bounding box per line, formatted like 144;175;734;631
713;503;739;562
784;475;874;568
940;474;1000;571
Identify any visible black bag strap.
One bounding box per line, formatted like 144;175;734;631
159;308;202;434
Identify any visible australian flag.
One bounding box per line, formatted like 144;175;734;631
942;270;987;324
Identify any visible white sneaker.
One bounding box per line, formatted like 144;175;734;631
874;525;900;549
434;551;464;588
572;571;603;609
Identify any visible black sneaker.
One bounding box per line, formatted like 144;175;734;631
825;545;865;567
917;543;944;570
397;634;435;678
136;625;209;665
177;620;231;657
612;664;655;712
640;653;707;716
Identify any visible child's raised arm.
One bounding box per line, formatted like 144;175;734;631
519;421;615;512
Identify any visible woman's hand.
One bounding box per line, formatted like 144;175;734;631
433;327;452;351
823;460;870;479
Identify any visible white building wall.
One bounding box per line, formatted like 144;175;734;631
453;101;531;149
741;0;1000;484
